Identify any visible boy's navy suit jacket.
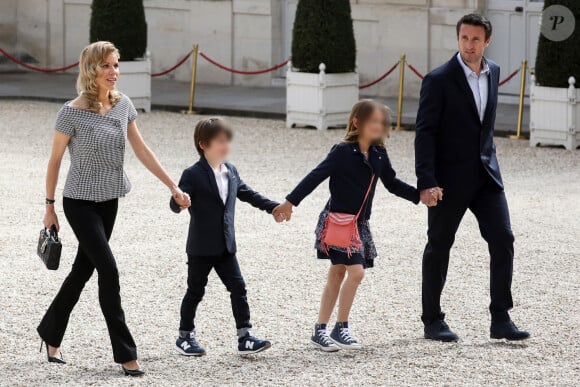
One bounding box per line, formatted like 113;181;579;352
171;157;278;256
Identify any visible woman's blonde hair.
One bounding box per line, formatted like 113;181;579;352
343;99;391;146
76;41;121;112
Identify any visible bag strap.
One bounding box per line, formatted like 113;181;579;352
355;174;375;220
49;225;59;241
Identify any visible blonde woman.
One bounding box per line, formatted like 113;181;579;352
38;41;190;376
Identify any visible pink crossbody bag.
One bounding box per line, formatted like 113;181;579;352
319;175;375;257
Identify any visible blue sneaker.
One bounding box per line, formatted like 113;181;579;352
329;322;362;350
175;331;206;356
237;332;271;355
311;323;340;352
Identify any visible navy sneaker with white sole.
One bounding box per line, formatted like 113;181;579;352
237;332;271;355
311;323;340;352
175;331;206;356
330;322;362;350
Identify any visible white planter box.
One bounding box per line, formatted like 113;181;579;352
117;58;151;112
530;76;579;150
286;63;359;130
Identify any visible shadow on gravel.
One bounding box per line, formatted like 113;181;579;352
467;341;529;350
368;338;528;353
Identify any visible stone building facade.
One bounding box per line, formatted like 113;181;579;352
0;0;543;97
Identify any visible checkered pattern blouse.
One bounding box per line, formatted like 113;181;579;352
55;94;137;202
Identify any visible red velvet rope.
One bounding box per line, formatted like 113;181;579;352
0;47;78;73
358;62;399;89
406;63;425;80
2;45;524;89
498;68;520;87
199;52;289;75
407;60;521;88
1;47;193;77
151;50;193;77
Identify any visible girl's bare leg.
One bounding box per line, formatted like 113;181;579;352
317;265;346;324
336;264;365;322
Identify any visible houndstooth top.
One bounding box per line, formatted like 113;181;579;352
55;93;137;202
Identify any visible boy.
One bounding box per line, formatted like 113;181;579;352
171;117;280;356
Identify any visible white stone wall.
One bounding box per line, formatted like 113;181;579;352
353;2;429;97
0;0;482;96
3;0;50;64
0;0;17;51
232;0;283;86
59;0;234;86
429;0;484;68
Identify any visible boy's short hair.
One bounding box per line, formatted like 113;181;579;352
193;117;233;156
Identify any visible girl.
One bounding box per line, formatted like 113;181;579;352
274;99;423;351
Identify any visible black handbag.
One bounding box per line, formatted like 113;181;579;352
37;226;62;270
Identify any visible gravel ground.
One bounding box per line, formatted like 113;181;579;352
0;100;578;386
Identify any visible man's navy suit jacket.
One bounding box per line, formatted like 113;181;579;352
171;157;278;256
415;53;504;192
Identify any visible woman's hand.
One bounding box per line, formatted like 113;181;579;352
44;206;60;231
44;131;69;232
172;187;191;210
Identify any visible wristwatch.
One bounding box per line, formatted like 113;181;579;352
45;198;56;205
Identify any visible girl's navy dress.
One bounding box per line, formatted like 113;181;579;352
286;142;419;268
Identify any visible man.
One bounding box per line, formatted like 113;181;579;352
414;14;530;342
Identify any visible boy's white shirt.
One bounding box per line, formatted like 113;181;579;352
212;163;229;204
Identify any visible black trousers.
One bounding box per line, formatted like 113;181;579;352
180;252;252;333
421;177;515;325
37;198;137;363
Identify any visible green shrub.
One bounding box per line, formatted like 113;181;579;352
535;0;579;87
291;0;356;73
90;0;147;61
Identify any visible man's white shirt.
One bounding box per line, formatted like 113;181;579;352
457;52;489;122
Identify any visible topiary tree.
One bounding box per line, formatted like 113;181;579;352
291;0;356;73
90;0;147;61
535;0;579;87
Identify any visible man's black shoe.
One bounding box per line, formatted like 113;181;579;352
424;320;459;342
490;320;530;341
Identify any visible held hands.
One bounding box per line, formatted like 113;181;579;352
420;187;444;207
171;187;191;210
272;200;293;223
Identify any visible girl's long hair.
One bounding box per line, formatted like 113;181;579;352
76;41;121;113
343;99;391;146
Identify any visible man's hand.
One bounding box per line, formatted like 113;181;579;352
272;212;284;223
420;187;443;207
172;188;191;210
272;200;293;222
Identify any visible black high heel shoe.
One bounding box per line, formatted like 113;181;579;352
122;365;145;377
40;340;66;364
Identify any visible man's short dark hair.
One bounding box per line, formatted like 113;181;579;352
456;13;492;41
193;117;233;156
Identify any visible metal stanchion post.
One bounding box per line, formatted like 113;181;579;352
396;53;406;130
508;59;528;139
182;44;199;115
